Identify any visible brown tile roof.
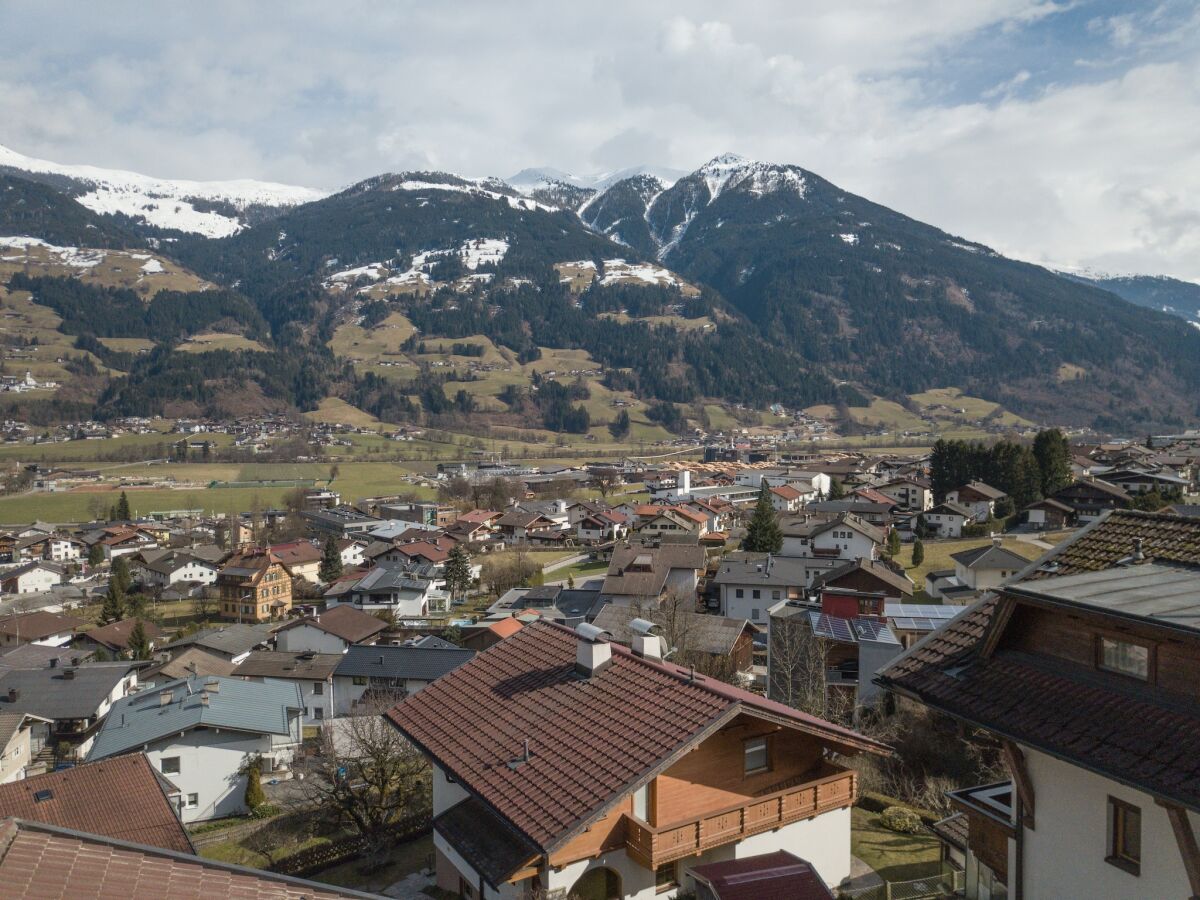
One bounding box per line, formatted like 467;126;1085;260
434;796;539;888
141;647;237;682
0;817;373;899
0;611;86;641
0;754;192;852
601;542;706;599
268;540;323;565
877;509;1200;811
387;620;886;854
82;617;166;651
277;604;387;644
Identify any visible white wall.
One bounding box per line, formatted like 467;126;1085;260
276;624;348;655
1021;747;1197;900
145;729;282;823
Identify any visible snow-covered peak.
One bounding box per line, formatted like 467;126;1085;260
506;164;685;196
0;143;327;238
695;153;806;204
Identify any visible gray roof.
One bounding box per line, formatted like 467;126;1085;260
88;675;303;761
950;544;1032;571
334;644;474;681
590;604;752;656
1009;563;1200;633
160;622;277;657
710;554;810;588
0;663;136;720
231;650;342;680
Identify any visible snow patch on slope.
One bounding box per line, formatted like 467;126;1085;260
698;153;808;204
390;180;557;212
0;143;326;238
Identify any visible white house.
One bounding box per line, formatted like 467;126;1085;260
875;477;933;511
87;675;303;823
44;538;83;563
945;482;1007;523
0;712;51;783
275;605;387;654
231;650;341;725
137;552;219;589
0;562;62;595
780;513;884;563
333;644;474;715
924;501;974;539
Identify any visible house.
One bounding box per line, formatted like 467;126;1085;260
268;539;324;582
0;712;51;783
875;476;933;511
95;527;158;560
780;512;884;564
811;558;915;601
600;541;708;608
0;816;381;897
636;507;710;538
0;611;85;649
387;619;887;898
494;510;559;542
877;509;1200;900
0;753;192;850
769;596;902;711
948;540;1034;592
275;604;387;654
134;550;219;589
769;484;805;513
77;617;167;657
138;646;237;686
43;536;84;563
337;538;366;568
157;622;277;664
884;602;967;649
577;510;629;544
231;650;341;724
87;675;303;823
1051;477;1131;522
333;644;474;715
482;583;603;629
946;481;1007;522
924;501;975;538
461;616;524;651
590;603;757;678
710;555;809;623
806;499;894;528
0;661;139;762
215;548;292;622
325;566;441;618
0;561;62;595
1021;498;1075;530
1098;467;1192;496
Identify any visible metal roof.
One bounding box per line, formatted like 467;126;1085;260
334;644;475;681
87;675;302;761
1011;563;1200;632
0;664;136;721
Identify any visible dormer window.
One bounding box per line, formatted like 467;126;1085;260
1097;637;1150;681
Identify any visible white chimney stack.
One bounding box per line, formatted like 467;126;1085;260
629;618;663;660
575;623;612;676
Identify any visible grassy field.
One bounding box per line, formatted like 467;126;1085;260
302;398;389;430
895;535;1040;588
177;332;269;353
548;559;608;584
851;807;943;883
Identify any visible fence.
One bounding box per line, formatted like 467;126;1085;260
842;864;964;900
271;812;432;878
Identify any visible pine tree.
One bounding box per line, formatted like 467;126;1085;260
912;538;925;568
87;543;104;566
743;483;783;553
244;761;266;811
127;620;151;660
608;409;631;440
98;580;126;625
828;478;845;500
1032;428;1072;497
318;537;343;583
111;556;131;595
443;544;472;603
115;491;131;521
886;528;901;558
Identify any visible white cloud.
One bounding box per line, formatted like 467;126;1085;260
0;1;1197;279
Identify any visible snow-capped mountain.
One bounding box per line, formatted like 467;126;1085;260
0;143;326;238
507;164;686;194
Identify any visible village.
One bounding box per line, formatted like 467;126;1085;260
0;428;1194;898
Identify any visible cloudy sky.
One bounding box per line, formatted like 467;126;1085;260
2;0;1199;279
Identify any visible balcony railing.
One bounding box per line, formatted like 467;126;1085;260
625;765;857;869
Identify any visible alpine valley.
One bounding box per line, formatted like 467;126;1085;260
1;143;1198;439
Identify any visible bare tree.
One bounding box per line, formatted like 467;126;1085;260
767;608;855;722
293;699;431;852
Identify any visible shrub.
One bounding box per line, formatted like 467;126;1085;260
251;803;280;819
880;805;923;834
244;764;266;810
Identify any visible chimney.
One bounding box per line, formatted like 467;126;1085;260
159;689;173;707
629;618;662;660
1132;538;1145;562
200;692;210;707
63;668;75;680
991;533;1001;547
574;623;612;677
7;687;18;702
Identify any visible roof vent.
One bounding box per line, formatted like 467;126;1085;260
575;623;612;677
63;668;74;680
629;618;663;661
200;692;210;707
506;739;533;770
6;688;18;703
159;690;174;707
204;680;220;693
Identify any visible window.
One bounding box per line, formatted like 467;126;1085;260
655;861;678;892
752;589;760;599
772;590;781;600
1107;797;1141;875
751;608;760;621
353;676;368;686
313;682;324;695
1098;637;1150;680
314;707;325;720
160;757;181;775
185;793;198;809
735;588;744;598
744;736;769;775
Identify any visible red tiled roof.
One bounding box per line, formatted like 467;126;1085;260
276;604;387;644
83;618;166;651
0;818;369;899
0;754;192;852
488;617;524;638
387;620;885;853
268;540;322;565
0;611;86;640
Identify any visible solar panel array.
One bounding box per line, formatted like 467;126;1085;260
887;603;965;633
852;618;900;644
807;611;856;642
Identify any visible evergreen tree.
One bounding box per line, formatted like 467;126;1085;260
318;537;343;583
98;580;127;625
244;761;266;810
828;478;845;500
886;528;901;558
911;538;925;568
111;556;131;594
127;620;151;660
608;409;631;440
115;491;131;521
1032;428;1072;497
86;543;104;566
743;483;783;553
443;544;473;603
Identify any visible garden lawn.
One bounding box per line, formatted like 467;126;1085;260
851;806;942;883
894;536;1037;591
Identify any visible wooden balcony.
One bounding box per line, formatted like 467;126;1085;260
624;764;857;869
